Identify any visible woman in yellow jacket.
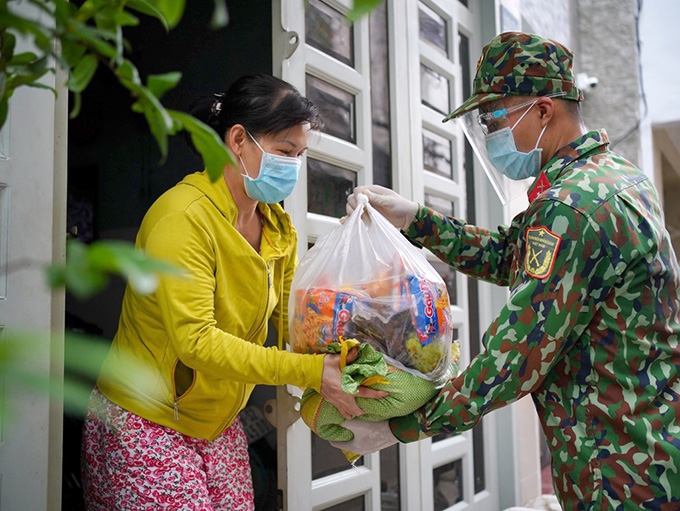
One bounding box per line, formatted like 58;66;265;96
80;74;383;510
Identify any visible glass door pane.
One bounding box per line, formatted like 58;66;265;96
433;460;464;510
306;0;354;67
306;75;356;143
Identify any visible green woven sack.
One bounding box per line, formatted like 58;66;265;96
300;341;459;455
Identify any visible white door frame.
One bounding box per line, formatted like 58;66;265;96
0;3;68;509
272;1;510;509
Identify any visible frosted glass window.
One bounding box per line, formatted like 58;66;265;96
421;64;450;114
433;459;464;509
419;2;448;57
306;74;356;143
323;496;365;511
424;193;454;217
380;444;401;510
369;2;392;189
307;158;356;218
306;0;354;67
312;430;364;481
422;129;453;178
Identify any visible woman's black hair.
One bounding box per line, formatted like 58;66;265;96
186;73;322;155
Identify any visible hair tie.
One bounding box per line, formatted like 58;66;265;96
210;92;225;117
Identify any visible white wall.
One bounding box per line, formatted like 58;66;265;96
639;0;680;126
639;0;680;192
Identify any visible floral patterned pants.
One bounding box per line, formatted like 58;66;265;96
81;387;255;510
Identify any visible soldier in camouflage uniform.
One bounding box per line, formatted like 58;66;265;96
335;32;680;510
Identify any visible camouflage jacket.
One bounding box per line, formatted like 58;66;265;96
390;130;680;510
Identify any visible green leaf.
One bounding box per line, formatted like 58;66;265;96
346;0;383;21
0;330;160;419
126;0;169;31
170;110;235;182
1;30;16;60
61;332;158;416
6;54;51;90
116;58;141;86
8;68;51;89
69;91;82;119
85;240;185;294
47;240;185;299
125;0;186;30
24;82;56;95
0;71;7;101
155;0;186;29
64;333;110;381
60;38;88;68
112;10;140;27
0;12;52;49
67;54;98;93
210;0;229;29
46;241;107;298
119;72;177;157
129;85;174;157
146;71;181;100
91;6;117;32
8;51;38;65
0;98;8;132
53;0;78;27
66;21;118;60
74;0;102;23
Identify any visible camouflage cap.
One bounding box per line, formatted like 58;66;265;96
444;31;584;121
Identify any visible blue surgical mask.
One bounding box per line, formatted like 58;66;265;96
239;132;301;203
485;102;548;181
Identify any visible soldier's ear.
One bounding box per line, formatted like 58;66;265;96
536;97;555;125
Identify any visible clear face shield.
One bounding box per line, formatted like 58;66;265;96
456;93;565;205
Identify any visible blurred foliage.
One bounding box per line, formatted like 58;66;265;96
0;0;233;181
347;0;384;21
2;331;156;417
0;0;384;417
47;239;185;299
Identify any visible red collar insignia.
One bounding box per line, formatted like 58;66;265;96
528;173;551;202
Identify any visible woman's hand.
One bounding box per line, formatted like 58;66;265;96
320;348;388;420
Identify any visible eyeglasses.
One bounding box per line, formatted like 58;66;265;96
477;99;538;135
476;92;569;134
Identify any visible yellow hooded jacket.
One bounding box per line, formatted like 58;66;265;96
97;170;324;441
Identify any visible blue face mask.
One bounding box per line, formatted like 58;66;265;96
485;102;548;181
239;132;301;203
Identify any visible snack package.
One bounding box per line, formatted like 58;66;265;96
289;193;454;381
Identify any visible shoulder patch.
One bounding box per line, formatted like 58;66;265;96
524;226;562;279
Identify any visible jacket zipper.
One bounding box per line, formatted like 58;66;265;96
178;263;274;428
208;262;274;435
243;260;273;341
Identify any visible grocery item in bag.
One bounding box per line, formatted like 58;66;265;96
289;193;454;381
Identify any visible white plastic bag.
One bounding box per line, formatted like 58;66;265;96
289;193;454;381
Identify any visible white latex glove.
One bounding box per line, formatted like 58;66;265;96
329;418;399;455
346;185;418;230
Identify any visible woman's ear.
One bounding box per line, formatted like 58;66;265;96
227;124;248;155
